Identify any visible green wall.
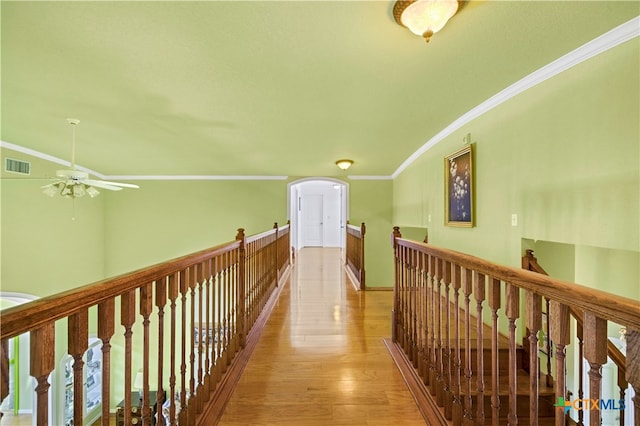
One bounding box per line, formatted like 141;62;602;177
103;180;288;276
392;39;640;299
348;179;394;288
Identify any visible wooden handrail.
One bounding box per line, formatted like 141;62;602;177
0;240;241;341
397;238;640;329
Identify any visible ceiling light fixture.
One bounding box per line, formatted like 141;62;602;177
335;159;354;170
393;0;459;43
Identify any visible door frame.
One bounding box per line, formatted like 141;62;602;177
287;178;349;256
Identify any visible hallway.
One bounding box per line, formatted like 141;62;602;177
218;248;426;425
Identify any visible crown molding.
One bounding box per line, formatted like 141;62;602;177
108;175;289;181
392;16;640;179
347;175;393;180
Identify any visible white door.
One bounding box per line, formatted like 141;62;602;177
301;194;323;247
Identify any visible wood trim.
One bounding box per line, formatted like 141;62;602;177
383;338;448;426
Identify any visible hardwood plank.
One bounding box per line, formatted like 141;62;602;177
217;248;427;426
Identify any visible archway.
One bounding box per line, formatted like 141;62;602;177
287;178;349;257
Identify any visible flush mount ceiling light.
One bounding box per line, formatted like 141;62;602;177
335;159;354;170
393;0;459;43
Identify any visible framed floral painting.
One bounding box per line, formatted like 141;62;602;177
445;145;474;227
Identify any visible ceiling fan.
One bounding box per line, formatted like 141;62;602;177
41;118;139;198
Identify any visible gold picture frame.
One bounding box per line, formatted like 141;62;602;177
445;144;474;227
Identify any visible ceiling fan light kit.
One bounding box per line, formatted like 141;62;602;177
41;119;139;199
393;0;459;42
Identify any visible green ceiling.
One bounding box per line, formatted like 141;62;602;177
1;1;638;178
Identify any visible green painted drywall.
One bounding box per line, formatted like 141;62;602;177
0;178;105;297
348;179;394;288
103;180;288;277
393;38;639;300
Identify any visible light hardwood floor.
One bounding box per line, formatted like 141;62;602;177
218;247;426;426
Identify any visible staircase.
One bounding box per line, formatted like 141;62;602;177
387;227;640;426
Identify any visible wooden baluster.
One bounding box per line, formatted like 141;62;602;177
462;268;474;424
139;283;152;426
1;338;9;418
429;254;438;396
422;252;431;387
488;277;501;426
505;283;519;426
399;245;406;352
197;262;205;409
223;251;230;368
203;259;212;399
624;327;639;426
168;272;179;426
436;259;445;406
526;291;542;424
98;300;114;426
178;269;188;425
576;320;585;426
549;301;570;426
544;297;553;388
155;277;167;426
30;323;55;426
68;309;88;426
216;255;223;382
474;272;486;425
583;312;607;426
451;264;463;424
121;290;136;426
188;265;197;425
443;261;453;420
410;248;418;367
417;252;426;383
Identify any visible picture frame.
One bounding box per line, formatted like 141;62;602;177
444;144;474;227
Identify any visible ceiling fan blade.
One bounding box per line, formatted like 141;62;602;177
83;180;123;191
84;179;139;189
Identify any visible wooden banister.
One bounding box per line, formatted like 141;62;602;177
388;228;639;426
0;223;291;426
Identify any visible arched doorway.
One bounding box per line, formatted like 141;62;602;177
288;178;348;256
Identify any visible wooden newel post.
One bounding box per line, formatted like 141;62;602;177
30;322;55;426
236;228;246;348
392;226;401;342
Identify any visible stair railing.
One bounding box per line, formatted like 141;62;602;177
345;222;366;290
523;249;631;426
390;227;639;426
0;223;290;426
